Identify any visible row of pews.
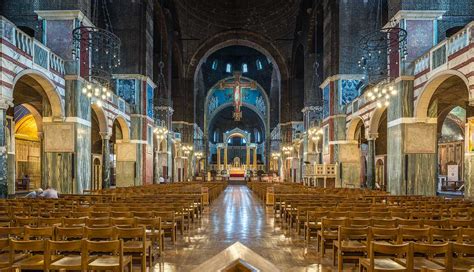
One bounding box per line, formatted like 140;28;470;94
0;182;227;271
249;181;474;271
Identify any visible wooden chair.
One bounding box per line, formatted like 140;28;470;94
85;226;115;241
359;242;412;272
9;239;48;270
154;211;177;244
429;227;461;243
14;216;37;227
349;218;371;227
449;242;474;271
55;226;84;241
23;226;54;240
0;238;14;269
111;217;136;228
368;227;399;245
111;211;133;218
395;242;450;272
397;219;423;228
304;211;327;244
62;216;87;227
86;217;111;228
398;227;430;243
135;217;164;256
0;226;24;239
90;211;110;218
45;239;85;271
69;211;89;218
371;218;397;228
450;219;474;229
460;228;474;244
115;226;151;271
318;217;347;256
84;239;133;271
37;217;62;227
423;219;449;229
333;226;368;271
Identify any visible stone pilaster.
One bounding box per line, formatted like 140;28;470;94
0;99;13;197
100;133;111;189
463;105;474;198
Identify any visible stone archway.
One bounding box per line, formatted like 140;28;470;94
187;30;289;81
410;71;470;196
415;70;470;119
13;70;64;119
346;116;366;141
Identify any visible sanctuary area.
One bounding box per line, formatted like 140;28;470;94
0;0;474;271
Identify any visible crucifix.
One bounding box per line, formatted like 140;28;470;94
219;71;256;121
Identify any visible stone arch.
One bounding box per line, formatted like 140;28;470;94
346;116;366;141
187;30;289;81
21;104;43;134
13;69;64;118
112;115;130;142
204;76;270;134
91;104;108;135
415;70;470;119
368;106;388;137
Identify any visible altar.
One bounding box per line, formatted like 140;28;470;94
229;157;246;178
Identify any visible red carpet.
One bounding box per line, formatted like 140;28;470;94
230;173;245;178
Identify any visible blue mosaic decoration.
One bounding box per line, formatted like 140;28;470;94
146;83;153;118
322;85;330;119
116;79;136;105
339;79;362;106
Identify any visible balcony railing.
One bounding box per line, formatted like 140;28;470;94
414;21;473;76
0;16;65;75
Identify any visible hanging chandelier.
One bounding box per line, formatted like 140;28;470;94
358;0;407;83
71;0;121;106
365;83;398;108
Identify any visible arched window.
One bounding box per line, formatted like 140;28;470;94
226;63;232;73
212;60;218;70
242;63;248;73
256;59;263;70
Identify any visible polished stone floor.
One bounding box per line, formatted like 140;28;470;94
148;185;355;272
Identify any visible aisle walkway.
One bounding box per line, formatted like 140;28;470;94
153;185;336;271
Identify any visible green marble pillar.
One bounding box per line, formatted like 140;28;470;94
0;107;8;198
366;138;376;189
101;134;110;189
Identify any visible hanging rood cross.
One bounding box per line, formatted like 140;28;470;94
219;72;256;121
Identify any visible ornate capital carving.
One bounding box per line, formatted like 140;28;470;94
99;132;111;140
301;106;323;113
0;98;13;110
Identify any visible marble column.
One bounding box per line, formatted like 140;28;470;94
224;146;228;170
246;145;250;169
153;146;159;184
0;105;9;198
464;106;474;198
253;147;257;171
100;133;110;189
366;136;377;189
217;147;221;170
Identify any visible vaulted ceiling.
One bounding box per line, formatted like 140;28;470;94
174;0;301;63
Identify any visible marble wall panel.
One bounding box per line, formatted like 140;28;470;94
404;123;437;154
117;143;137;161
75;123;91;193
116;161;135;187
408;153;437;196
340;162;360;188
387;124;406;195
